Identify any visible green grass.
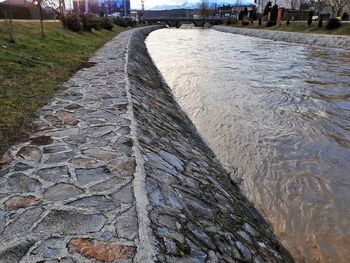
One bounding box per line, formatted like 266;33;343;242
0;21;130;155
229;21;350;35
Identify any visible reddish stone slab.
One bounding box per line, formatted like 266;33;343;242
69;238;135;262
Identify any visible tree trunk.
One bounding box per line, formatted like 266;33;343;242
39;3;45;37
5;6;15;43
61;0;66;28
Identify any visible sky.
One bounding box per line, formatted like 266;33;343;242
0;0;242;12
131;0;229;10
131;0;252;10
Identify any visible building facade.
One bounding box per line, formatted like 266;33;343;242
257;0;301;12
72;0;130;16
217;4;256;17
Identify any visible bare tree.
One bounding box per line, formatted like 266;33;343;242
257;0;269;13
32;0;45;37
199;0;210;17
290;0;300;10
299;0;312;10
58;0;67;28
312;0;331;14
329;0;350;15
32;0;58;37
308;0;350;16
4;4;15;43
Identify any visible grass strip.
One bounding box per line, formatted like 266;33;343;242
0;21;130;155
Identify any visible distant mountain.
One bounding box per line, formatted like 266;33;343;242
149;2;199;10
149;1;254;10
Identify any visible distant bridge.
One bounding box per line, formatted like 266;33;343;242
145;17;223;28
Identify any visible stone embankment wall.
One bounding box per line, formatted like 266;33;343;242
212;25;350;50
127;27;294;262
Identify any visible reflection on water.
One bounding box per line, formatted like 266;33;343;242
146;28;350;263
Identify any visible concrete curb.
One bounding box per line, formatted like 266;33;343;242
124;26;162;263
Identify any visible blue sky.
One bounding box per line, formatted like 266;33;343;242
131;0;197;9
131;0;240;10
0;0;244;12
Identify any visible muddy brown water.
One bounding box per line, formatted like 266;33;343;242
146;28;350;263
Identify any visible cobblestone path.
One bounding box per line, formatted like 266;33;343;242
0;27;293;263
0;29;139;263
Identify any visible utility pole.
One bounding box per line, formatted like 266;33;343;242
141;0;145;19
85;0;89;14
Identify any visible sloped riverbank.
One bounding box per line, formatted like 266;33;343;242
212;25;350;50
0;26;293;262
127;27;293;262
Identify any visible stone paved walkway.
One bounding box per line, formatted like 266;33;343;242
0;29;139;263
0;26;293;263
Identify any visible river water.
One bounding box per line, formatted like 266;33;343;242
146;28;350;263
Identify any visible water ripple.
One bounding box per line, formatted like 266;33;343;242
146;28;350;263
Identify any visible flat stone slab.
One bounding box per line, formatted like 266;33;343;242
43;183;84;201
69;238;135;261
2;173;42;193
33;210;106;235
36;165;70;182
75;167;112;186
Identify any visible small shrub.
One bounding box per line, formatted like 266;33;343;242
243;7;248;16
307;16;312;26
113;17;128;27
342;12;349;21
81;14;101;31
238;11;243;21
241;17;249;26
65;14;82;32
125;17;136;27
326;18;341;30
318;16;323;28
270;4;278;21
266;4;278;27
249;7;257;21
100;17;114;30
223;17;237;25
266;20;277;27
224;17;232;25
263;1;272;16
